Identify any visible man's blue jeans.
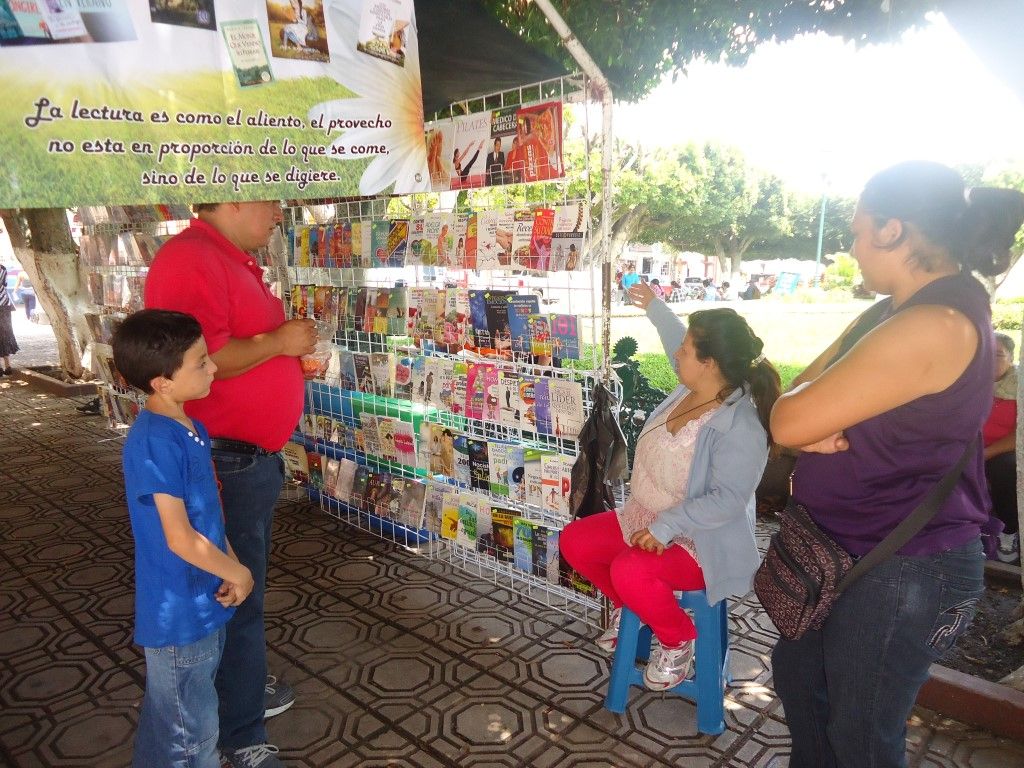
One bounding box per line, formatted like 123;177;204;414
772;538;984;768
133;627;226;768
212;450;285;751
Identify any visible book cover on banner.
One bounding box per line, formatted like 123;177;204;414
376;417;398;462
513;101;564;182
487;441;512;496
483;292;513;352
423;480;446;534
491;507;516;563
512;518;534;573
526;314;552;357
221;19;273;88
549;314;581;361
551;203;587;271
306;451;323;490
397;480;426;529
393;420;417;466
394;354;414;399
439;489;460;540
467;438;490;492
510;209;535;270
452;434;471;486
356;0;413;67
369;352;394;397
547;379;585;440
523;447;547;508
506;294;540;355
351;466;370;511
529;208;554;271
266;0;329;64
333;458;357;503
450;112;489;190
455;492;478;548
359;412;381;458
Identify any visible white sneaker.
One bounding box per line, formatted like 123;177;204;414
643;640;694;691
996;532;1020;564
221;743;283;768
595;607;621;654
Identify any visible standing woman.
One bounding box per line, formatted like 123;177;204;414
770;162;1024;768
0;264;18;374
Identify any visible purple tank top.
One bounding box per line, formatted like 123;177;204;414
793;274;992;557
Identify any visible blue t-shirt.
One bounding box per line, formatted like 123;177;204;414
621;272;640;290
123;410;234;648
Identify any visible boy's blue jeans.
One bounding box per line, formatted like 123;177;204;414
212;450;285;751
772;538;984;768
133;627;226;768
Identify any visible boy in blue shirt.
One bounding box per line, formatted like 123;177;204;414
113;309;254;768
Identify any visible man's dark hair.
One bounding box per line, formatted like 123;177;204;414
192;203;220;214
112;309;203;394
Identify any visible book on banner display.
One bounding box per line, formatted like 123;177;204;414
452;434;471;486
338;350;357;392
393;420;417;467
408;356;427;404
387;287;409;336
467;290;489;347
522;448;548;508
551;203;588;271
490;507;516;563
290;284;310;319
351;466;370;511
409;287;436;340
487;105;518;186
316;415;333;441
487;441;513;496
333;459;358;503
510;209;536;270
529;208;555;271
313;286;339;326
322;458;341;498
540;453;573;518
394;354;415;400
526;314;552;357
369;352;394;397
549;314;581;361
439;488;460;540
350;220;369;268
335;286;350;327
534;378;552;435
281;442;310;484
443;288;470;346
306;452;324;490
353;353;373;394
376;417;399;462
105;274;125;309
307;226;321;267
425;119;456;191
432;359;456;413
360;413;381;459
424;356;447;411
269;0;330;63
429;423;455;476
221;19;274;88
423;481;446;534
123;276;145;314
397;480;427;529
355;0;414;67
455;492;479;548
329;225;345;268
417;421;433;473
117;233;146;267
560;559;598;598
466;438;490;492
465;363;495;420
483;292;514;352
506;295;540;356
513;518;535;573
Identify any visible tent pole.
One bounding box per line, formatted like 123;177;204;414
531;0;615;382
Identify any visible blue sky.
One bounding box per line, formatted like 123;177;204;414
615;14;1024;198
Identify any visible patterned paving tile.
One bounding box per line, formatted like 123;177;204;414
1;386;1023;767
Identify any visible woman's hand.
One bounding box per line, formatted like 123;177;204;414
629;528;665;555
627;283;658;310
799;431;849;454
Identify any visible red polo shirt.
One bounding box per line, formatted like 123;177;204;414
144;219;304;451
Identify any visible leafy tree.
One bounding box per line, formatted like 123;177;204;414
483;0;945;102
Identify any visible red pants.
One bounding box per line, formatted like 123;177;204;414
560;511;706;647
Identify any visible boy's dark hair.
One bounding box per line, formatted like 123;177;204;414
112;309;203;394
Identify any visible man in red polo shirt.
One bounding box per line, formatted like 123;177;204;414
145;201;315;768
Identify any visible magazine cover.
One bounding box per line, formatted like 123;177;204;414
513;101;564;183
221;19;273;88
507;446;525;503
439;488;460;540
547;379;585;439
266;0;329;63
526;314;552;357
333;458;357;503
506;294;540;356
512;518;534;573
376;416;398;462
397;480;426;529
423;480;446;535
425;119;455;191
491;507;516;563
455;493;478;548
450;112;490;190
452;434;471;486
466;438;490;492
392;420;417;466
351;466;370;511
355;0;412;67
487;441;512;496
486;106;517;186
549;314;581;361
510;209;535;270
369;351;394;397
483;292;513;352
529;208;554;271
150;0;216;31
550;202;587;271
359;412;381;458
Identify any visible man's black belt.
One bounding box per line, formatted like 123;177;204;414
210;438;276;457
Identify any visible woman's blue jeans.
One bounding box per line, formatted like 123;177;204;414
772;538;984;768
133;627;226;768
211;450;285;751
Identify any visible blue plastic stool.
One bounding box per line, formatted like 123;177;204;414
603;590;729;735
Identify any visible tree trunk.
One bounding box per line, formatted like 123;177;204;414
0;208;87;378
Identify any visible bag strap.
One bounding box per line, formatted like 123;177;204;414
837;435;978;592
825;298;893;370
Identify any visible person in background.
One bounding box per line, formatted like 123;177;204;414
146;201;316;768
649;278;665;299
14;270;35;320
702;278;717;301
718;281;737;301
621;265;640;294
984;332;1019;563
560;280;780;690
0;264;18;374
740;277;761;301
770;161;1024;768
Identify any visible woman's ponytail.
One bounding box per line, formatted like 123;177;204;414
746;357;782;453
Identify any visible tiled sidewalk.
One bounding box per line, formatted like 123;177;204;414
2;380;1023;767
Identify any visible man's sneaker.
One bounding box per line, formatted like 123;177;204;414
997;532;1020;564
264;675;295;719
643;640;694;691
221;743;283;768
595;607;622;654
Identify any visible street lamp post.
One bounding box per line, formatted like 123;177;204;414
814;187;828;284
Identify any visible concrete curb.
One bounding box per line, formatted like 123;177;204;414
918;663;1024;742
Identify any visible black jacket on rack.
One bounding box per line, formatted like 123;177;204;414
569;382;628;518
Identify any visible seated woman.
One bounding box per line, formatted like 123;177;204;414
560;282;780;690
985;332;1019;562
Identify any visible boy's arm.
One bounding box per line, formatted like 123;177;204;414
153;493;252;589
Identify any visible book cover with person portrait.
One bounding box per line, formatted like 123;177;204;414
150;0;216;31
266;0;329;63
549;313;581;360
483;292;513;353
356;0;412;67
513;101;563;183
551;202;588;271
506;294;539;356
397;479;426;529
369;351;395;397
424;120;455;191
486;106;517;186
450;112;490;190
221;18;273;87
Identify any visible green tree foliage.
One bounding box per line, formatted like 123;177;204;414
822;252;862;289
482;0;944;102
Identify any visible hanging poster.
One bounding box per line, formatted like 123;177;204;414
0;0;429;207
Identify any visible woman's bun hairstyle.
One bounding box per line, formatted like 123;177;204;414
961;187;1024;276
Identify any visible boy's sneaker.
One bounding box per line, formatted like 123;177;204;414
264;675;295;718
643;640;694;691
997;532;1020;564
595;607;622;654
222;743;283;768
